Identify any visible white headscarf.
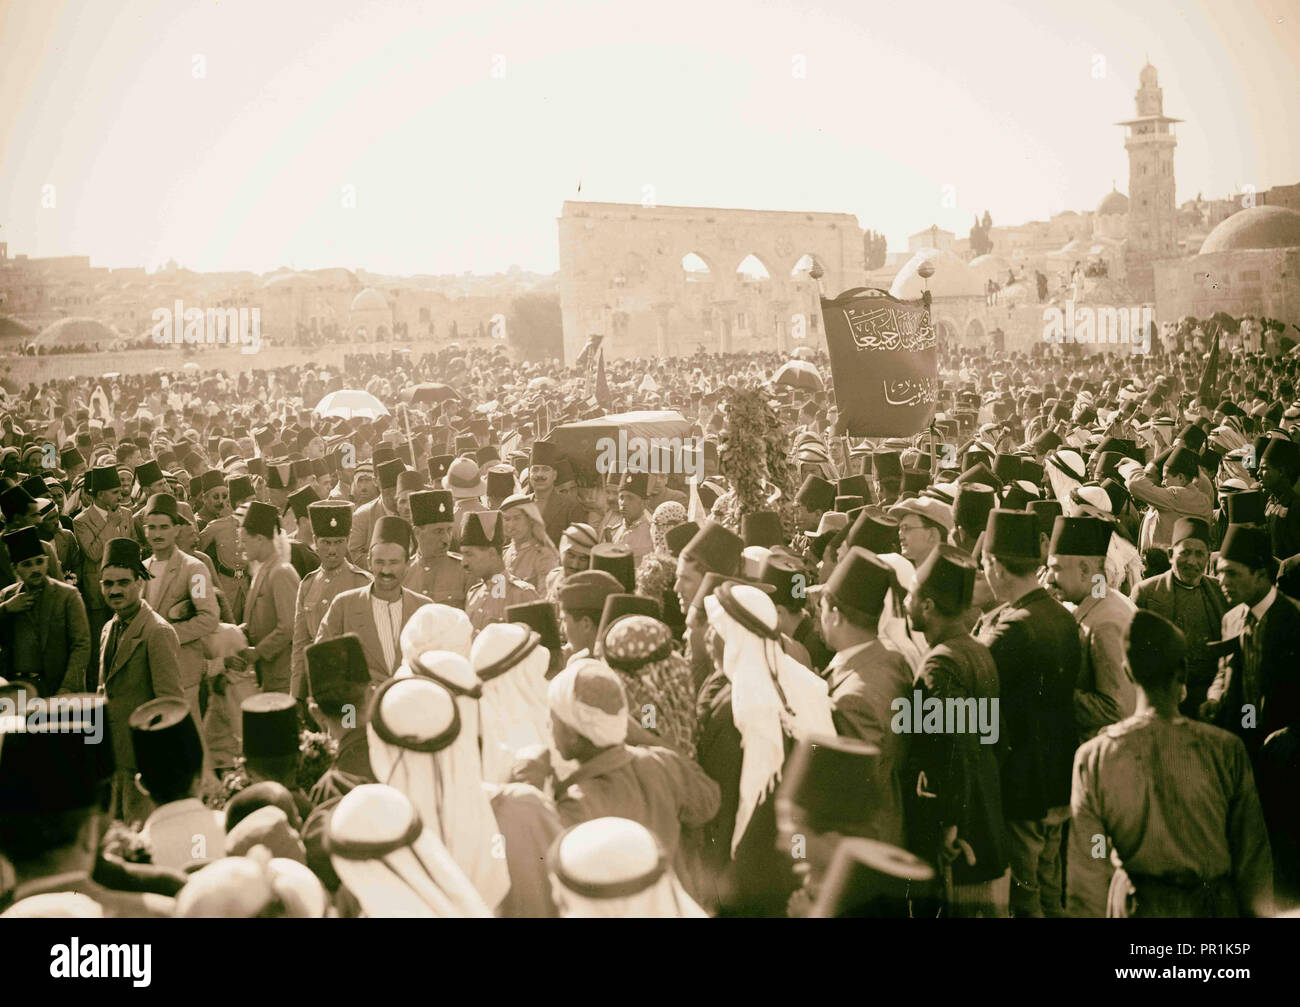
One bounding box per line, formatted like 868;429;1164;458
471;623;552;783
703;584;835;856
327;784;492;918
547;659;628;748
549;817;707;918
366;673;511;911
400;603;474;662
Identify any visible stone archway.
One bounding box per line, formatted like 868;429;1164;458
557;202;864;362
965;317;985;345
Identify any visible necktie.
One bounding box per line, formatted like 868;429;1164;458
104;619;124;675
1242;611;1261;709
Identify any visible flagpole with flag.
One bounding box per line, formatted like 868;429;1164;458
1197;321;1220;405
594;348;612;410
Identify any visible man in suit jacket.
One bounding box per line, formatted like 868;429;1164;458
318;515;430;683
812;547;913;850
0;527;90;696
904;545;1009;917
97;537;185;824
1131;516;1227;715
976;510;1080;918
236;501;301;694
73;465;134;689
1206;524;1300;753
140;493;220;726
529;441;588;545
1045;516;1137;742
291;501;371;700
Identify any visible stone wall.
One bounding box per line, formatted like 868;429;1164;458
557;201;864;364
1155;248;1300;330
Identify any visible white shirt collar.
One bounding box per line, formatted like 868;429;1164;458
367;584;401;606
1250;586;1278;622
826;639;875;671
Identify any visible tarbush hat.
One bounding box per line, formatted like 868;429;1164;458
1218;524;1271;570
1171;517;1211;547
308;501;353;539
795;474;836;513
741;510;785;549
984;509;1040;560
589;543;636;593
242;501;280;540
679;520;744;576
913;544;977;611
1048;516;1113;557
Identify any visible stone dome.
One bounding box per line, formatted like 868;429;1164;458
32;317;118;349
262;271;323;291
1096;188;1129;216
890;248;984;299
1199;206;1300;254
350;287;389;312
967;254;1012;282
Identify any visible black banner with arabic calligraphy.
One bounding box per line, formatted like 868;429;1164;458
819;287;938;437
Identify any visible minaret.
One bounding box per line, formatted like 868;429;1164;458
1117;63;1181;298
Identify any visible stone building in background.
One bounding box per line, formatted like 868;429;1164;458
556;201;863;364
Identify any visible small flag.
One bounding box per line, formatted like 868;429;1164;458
1197;325;1220;403
575;333;604;371
594;349;612;409
688;477;708;524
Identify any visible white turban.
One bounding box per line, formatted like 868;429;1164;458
471;623;551;783
400;603;473;662
366;674;511;911
547;658;628;748
703;583;835;856
549;817;707;919
327;784;492;918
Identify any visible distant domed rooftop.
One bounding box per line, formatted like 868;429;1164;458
32;317;118;349
1199;205;1300;254
262;271;323;291
890;249;984;299
1096;188;1129;215
350;287;388;312
967;254;1012;281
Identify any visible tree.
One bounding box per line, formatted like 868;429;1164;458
862;230;887;270
981;210;992;231
507;292;564;362
969;215;993;257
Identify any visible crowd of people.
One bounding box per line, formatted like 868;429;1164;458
0;333;1297;918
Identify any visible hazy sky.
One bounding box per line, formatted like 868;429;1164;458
2;0;1296;276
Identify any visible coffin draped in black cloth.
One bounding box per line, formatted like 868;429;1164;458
819;287;938;437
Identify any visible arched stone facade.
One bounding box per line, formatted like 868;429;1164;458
557;201;863;363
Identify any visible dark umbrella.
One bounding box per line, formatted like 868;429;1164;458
400;382;463;406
